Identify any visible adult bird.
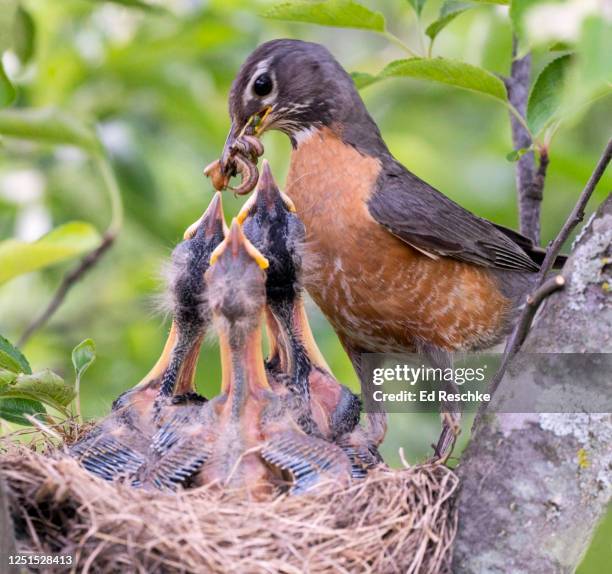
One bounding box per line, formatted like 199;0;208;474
71;193;226;482
216;39;565;458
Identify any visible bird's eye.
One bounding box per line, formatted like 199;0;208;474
253;73;273;97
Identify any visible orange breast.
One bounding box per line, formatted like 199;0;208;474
285;127;510;352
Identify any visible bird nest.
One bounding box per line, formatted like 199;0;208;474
1;438;458;574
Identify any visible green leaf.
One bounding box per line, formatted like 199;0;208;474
0;0;17;52
0;334;31;374
2;370;76;412
0;61;16;108
527;54;572;134
95;0;166;11
407;0;427;16
72;339;96;379
549;41;572;52
351;71;380;90
506;147;530;162
0;397;45;426
510;0;541;48
263;1;385;32
0;368;17;386
0;107;101;152
14;5;35;65
381;58;508;101
575;16;612;89
0;221;101;285
426;2;473;42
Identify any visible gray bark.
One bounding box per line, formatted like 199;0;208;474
1;476;18;573
453;194;612;573
505;44;541;245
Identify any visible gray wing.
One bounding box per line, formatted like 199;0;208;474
261;431;351;494
70;428;145;482
133;409;213;491
368;166;539;272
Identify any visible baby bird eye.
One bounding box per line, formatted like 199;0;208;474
253;73;273;97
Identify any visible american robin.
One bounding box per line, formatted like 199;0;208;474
140;221;353;494
215;39;566;458
71;195;225;482
132;206;351;494
239;161;381;476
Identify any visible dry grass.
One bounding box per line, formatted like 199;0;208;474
1;437;458;574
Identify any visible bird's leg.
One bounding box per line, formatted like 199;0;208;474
342;342;388;447
420;344;462;464
432;411;461;465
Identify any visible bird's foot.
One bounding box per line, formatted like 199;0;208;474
429;411;461;465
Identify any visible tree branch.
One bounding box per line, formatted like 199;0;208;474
17;153;123;347
505;37;546;244
18;232;116;347
0;477;18;573
453;194;612;572
489;137;612;394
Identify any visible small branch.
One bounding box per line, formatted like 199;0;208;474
489;137;612;394
17;153;123;347
18;232;116;347
505;37;542;244
537;137;612;279
526;274;565;306
383;31;420;58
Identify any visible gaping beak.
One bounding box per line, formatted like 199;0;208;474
237;159;296;224
183;192;228;240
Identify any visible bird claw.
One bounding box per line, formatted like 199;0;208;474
204;135;264;195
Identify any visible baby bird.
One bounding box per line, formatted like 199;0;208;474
70;193;226;482
145;221;352;495
240;162;382;476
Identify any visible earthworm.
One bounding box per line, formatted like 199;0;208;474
228;154;259;195
204;135;264;195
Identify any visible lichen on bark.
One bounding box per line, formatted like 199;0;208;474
453;196;612;573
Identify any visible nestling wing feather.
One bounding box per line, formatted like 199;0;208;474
261;431;351;494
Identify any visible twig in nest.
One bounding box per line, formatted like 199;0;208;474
18;232;116;347
490;137;612;394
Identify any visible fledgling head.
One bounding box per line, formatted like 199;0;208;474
226;39;363;147
167;192;227;329
205;219;269;332
239;160;305;302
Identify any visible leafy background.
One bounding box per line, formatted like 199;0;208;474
0;0;610;569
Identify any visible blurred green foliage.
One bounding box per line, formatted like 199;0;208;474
0;0;610;570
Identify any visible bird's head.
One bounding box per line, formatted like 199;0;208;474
168;192;227;326
238;160;305;302
223;39;360;158
206;219;269;329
